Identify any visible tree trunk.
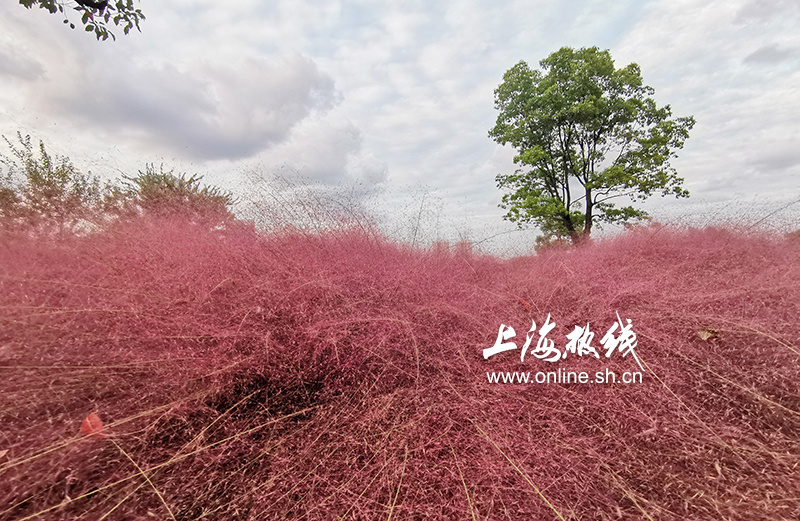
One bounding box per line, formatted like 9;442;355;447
561;212;582;245
582;187;593;242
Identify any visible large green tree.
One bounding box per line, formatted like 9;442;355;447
18;0;144;41
489;46;695;245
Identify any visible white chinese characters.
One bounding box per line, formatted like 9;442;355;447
484;312;643;370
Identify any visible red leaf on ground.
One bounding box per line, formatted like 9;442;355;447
519;299;531;311
80;412;104;437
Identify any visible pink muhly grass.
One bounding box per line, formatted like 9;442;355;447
0;219;798;520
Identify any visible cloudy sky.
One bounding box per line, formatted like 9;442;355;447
1;0;798;254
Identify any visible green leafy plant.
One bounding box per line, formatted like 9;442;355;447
17;0;145;41
1;134;236;234
489;46;695;245
0;132;108;234
124;164;235;225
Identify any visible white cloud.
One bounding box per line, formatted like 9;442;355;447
614;0;800;208
0;48;43;81
252;113;387;186
35;53;339;161
734;0;800;23
744;44;799;65
1;0;798;253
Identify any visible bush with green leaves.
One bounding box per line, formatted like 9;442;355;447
0;133;110;234
0;135;235;234
123;164;235;226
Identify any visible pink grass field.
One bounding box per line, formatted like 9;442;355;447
1;220;799;520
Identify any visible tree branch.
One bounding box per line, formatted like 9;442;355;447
75;0;108;12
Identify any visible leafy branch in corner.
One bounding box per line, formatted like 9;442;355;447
18;0;145;41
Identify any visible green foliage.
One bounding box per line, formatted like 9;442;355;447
17;0;144;41
0;135;235;234
0;132;110;233
0;184;21;224
489;46;695;245
124;164;235;225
